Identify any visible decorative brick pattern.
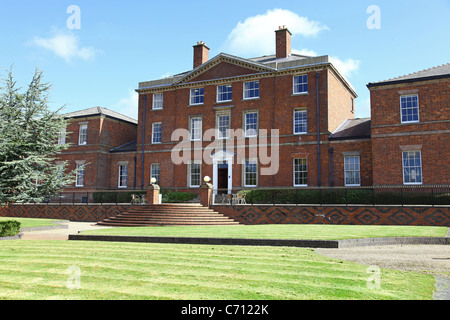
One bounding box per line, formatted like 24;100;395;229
213;205;450;227
1;204;130;222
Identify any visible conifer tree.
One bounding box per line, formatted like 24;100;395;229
0;68;73;205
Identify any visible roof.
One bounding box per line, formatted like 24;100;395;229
110;140;137;153
329;118;371;140
367;63;450;88
137;52;357;97
63;107;138;125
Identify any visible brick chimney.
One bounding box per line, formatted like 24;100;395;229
275;26;292;59
193;41;210;69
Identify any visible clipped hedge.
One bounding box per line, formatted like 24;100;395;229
92;191;146;203
237;188;450;205
161;191;197;203
0;220;21;237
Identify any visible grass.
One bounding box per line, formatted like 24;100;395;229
0;217;65;229
0;240;436;300
82;224;448;240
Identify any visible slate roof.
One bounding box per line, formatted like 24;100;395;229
110;140;137;153
367;63;450;87
64;107;138;125
329;118;371;140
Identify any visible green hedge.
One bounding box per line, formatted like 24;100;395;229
237;189;450;205
161;191;197;203
92;191;146;203
0;220;21;237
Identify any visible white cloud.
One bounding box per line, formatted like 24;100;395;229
111;90;139;120
223;8;328;56
31;30;97;63
329;56;361;78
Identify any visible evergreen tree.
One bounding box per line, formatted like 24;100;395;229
0;68;74;205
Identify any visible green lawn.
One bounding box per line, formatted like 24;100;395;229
83;224;448;240
0;240;435;300
0;217;65;229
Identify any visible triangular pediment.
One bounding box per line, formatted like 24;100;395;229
174;53;275;85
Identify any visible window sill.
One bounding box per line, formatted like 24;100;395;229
292;92;309;96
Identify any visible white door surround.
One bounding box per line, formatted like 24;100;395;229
210;150;235;195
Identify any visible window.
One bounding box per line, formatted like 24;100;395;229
243;81;259;99
344;156;361;186
78;124;87;145
293;75;308;94
244;111;258;137
189;162;201;187
152;122;162;144
293;109;307;134
217;84;232;102
118;165;128;188
153;93;163;110
293;158;308;186
216;113;230;139
244;159;257;187
58;127;66;145
75;164;85;187
190;117;202;141
400;94;419;123
150;163;160;185
190;88;204;105
402;151;422;185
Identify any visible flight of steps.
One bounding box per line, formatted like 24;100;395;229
97;204;240;227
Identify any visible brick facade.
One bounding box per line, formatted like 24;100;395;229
54;29;448;199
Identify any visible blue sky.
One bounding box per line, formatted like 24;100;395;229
1;0;449;120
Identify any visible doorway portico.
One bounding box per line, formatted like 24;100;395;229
210;150;234;195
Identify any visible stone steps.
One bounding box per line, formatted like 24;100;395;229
96;204;239;227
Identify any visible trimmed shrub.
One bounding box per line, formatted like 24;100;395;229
0;220;21;237
92;191;146;203
161;191;197;203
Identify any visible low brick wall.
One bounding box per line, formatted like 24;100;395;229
0;204;131;222
2;203;449;227
213;205;450;227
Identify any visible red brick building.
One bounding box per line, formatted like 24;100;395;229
57;28;449;199
135;27;363;194
367;63;450;186
57;107;138;201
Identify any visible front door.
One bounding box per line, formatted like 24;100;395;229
218;162;228;191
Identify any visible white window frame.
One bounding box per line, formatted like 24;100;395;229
150;163;160;185
216;112;230;140
293;109;307;134
244;110;258;137
217;84;232;103
190;116;203;141
58;127;66;145
75;163;85;187
152;122;162;144
400;94;419;124
402;150;423;185
293;74;308;95
118;164;128;188
152;93;163;110
243;159;258;187
344;156;361;187
293;158;308;187
78;124;87;145
243;81;259;100
190;88;204;105
189;162;202;188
